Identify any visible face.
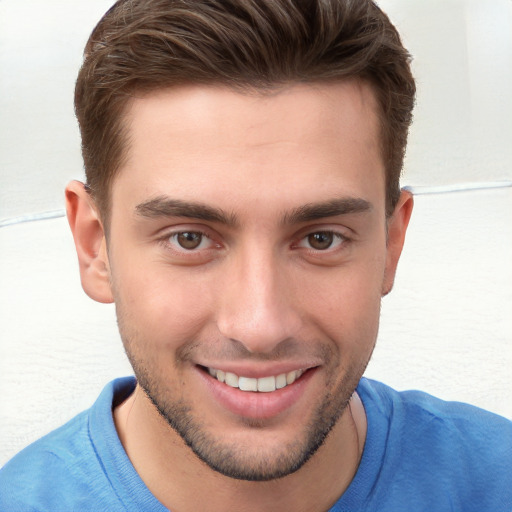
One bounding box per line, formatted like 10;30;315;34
103;82;401;481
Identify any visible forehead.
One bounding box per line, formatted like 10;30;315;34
113;81;385;219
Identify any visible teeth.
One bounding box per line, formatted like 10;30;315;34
239;377;258;392
286;371;297;385
257;376;276;393
225;372;239;388
275;373;287;389
286;369;304;385
207;368;305;392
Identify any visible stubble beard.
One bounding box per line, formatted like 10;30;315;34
122;339;369;482
112;279;374;482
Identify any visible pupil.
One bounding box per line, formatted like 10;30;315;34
177;232;202;249
309;232;333;250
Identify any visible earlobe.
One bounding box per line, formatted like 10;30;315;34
65;181;114;304
382;190;414;296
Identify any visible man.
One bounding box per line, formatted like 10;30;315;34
1;0;510;510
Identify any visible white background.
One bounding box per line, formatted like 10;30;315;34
1;0;511;466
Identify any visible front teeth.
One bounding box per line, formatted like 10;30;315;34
207;368;304;392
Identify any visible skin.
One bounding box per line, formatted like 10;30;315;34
66;80;413;511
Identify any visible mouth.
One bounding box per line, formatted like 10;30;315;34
204;367;306;393
196;364;319;419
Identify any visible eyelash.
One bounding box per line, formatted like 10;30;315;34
159;229;218;257
159;228;350;255
294;231;349;252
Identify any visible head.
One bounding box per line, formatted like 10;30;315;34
75;0;415;225
68;0;415;483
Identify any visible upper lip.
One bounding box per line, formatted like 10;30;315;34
196;362;320;379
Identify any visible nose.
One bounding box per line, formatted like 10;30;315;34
216;245;302;354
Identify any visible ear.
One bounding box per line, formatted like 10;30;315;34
382;189;414;296
65;181;114;303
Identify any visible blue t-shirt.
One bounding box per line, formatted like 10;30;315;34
1;377;511;511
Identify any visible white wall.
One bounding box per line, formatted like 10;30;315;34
1;0;511;466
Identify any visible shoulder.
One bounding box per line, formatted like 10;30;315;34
0;378;136;512
0;410;98;511
359;377;512;439
356;378;512;510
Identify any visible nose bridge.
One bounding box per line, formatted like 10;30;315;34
216;240;301;353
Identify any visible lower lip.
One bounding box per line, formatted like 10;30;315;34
196;367;317;420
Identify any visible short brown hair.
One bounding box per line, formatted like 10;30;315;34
75;0;415;220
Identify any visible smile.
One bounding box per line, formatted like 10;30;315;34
207;367;305;392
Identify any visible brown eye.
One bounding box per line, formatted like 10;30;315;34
307;232;334;250
176;232;203;249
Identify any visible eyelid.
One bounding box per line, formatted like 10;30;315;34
294;230;348;251
158;225;221;253
170;231;213;251
293;222;351;241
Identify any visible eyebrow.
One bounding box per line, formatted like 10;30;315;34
135;195;372;226
282;197;372;225
135;196;238;226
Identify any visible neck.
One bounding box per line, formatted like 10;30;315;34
114;384;366;512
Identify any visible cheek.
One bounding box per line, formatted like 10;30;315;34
112;261;217;349
300;257;385;345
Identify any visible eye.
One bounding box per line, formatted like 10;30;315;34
297;231;346;251
307;232;334;250
169;231;213;251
